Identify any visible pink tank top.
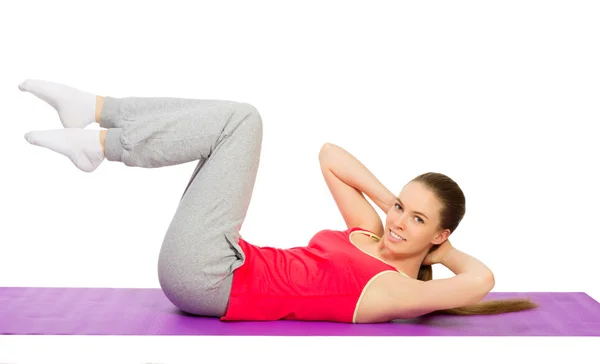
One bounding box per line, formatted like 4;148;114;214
220;226;408;323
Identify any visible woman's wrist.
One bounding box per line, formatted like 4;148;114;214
439;245;458;267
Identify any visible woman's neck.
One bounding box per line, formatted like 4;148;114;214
375;241;429;280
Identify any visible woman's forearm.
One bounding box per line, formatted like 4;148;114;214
441;247;495;283
319;143;397;213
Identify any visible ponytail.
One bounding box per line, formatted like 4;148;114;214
418;264;538;315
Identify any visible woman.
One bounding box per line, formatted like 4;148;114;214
20;79;537;323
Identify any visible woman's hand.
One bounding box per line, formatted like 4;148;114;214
422;239;454;265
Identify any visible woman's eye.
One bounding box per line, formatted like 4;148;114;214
395;203;424;224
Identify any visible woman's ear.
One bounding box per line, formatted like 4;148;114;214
432;229;451;245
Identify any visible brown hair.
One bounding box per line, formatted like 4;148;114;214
410;172;539;316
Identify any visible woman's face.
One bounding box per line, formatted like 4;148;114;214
382;182;449;256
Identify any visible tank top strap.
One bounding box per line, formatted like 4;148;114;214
348;227;410;278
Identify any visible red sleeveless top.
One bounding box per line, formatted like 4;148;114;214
219;226;408;323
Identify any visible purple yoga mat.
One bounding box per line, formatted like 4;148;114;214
1;287;599;336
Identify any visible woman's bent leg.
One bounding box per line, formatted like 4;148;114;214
98;95;263;316
100;96;254;168
155;104;262;316
98;96;232;129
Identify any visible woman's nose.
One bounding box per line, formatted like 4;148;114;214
394;215;407;230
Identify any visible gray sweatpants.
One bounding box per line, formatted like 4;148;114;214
99;96;263;316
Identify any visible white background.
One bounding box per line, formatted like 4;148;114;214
1;0;598;362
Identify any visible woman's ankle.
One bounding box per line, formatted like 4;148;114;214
95;96;105;124
99;129;107;157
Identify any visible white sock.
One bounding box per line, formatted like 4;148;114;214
24;129;105;172
19;79;97;129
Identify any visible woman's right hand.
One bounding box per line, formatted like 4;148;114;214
422;239;454;265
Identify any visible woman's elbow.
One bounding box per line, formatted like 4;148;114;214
483;271;495;291
473;273;495;303
474;270;495;290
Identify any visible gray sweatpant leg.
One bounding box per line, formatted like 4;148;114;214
99;96;263;316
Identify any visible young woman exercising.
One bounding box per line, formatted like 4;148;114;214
20;79;537;323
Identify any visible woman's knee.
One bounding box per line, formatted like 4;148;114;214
234;102;263;136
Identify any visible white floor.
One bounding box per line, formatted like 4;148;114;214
0;336;599;364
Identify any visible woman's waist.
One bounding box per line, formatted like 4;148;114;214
222;292;358;322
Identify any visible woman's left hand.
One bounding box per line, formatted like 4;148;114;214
422;239;454;265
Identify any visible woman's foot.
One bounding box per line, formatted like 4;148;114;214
18;79;100;129
24;128;106;172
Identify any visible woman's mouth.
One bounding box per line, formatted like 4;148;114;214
389;229;406;242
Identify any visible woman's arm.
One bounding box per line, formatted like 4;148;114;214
319;143;397;213
425;240;495;281
441;246;495;281
367;249;495;321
